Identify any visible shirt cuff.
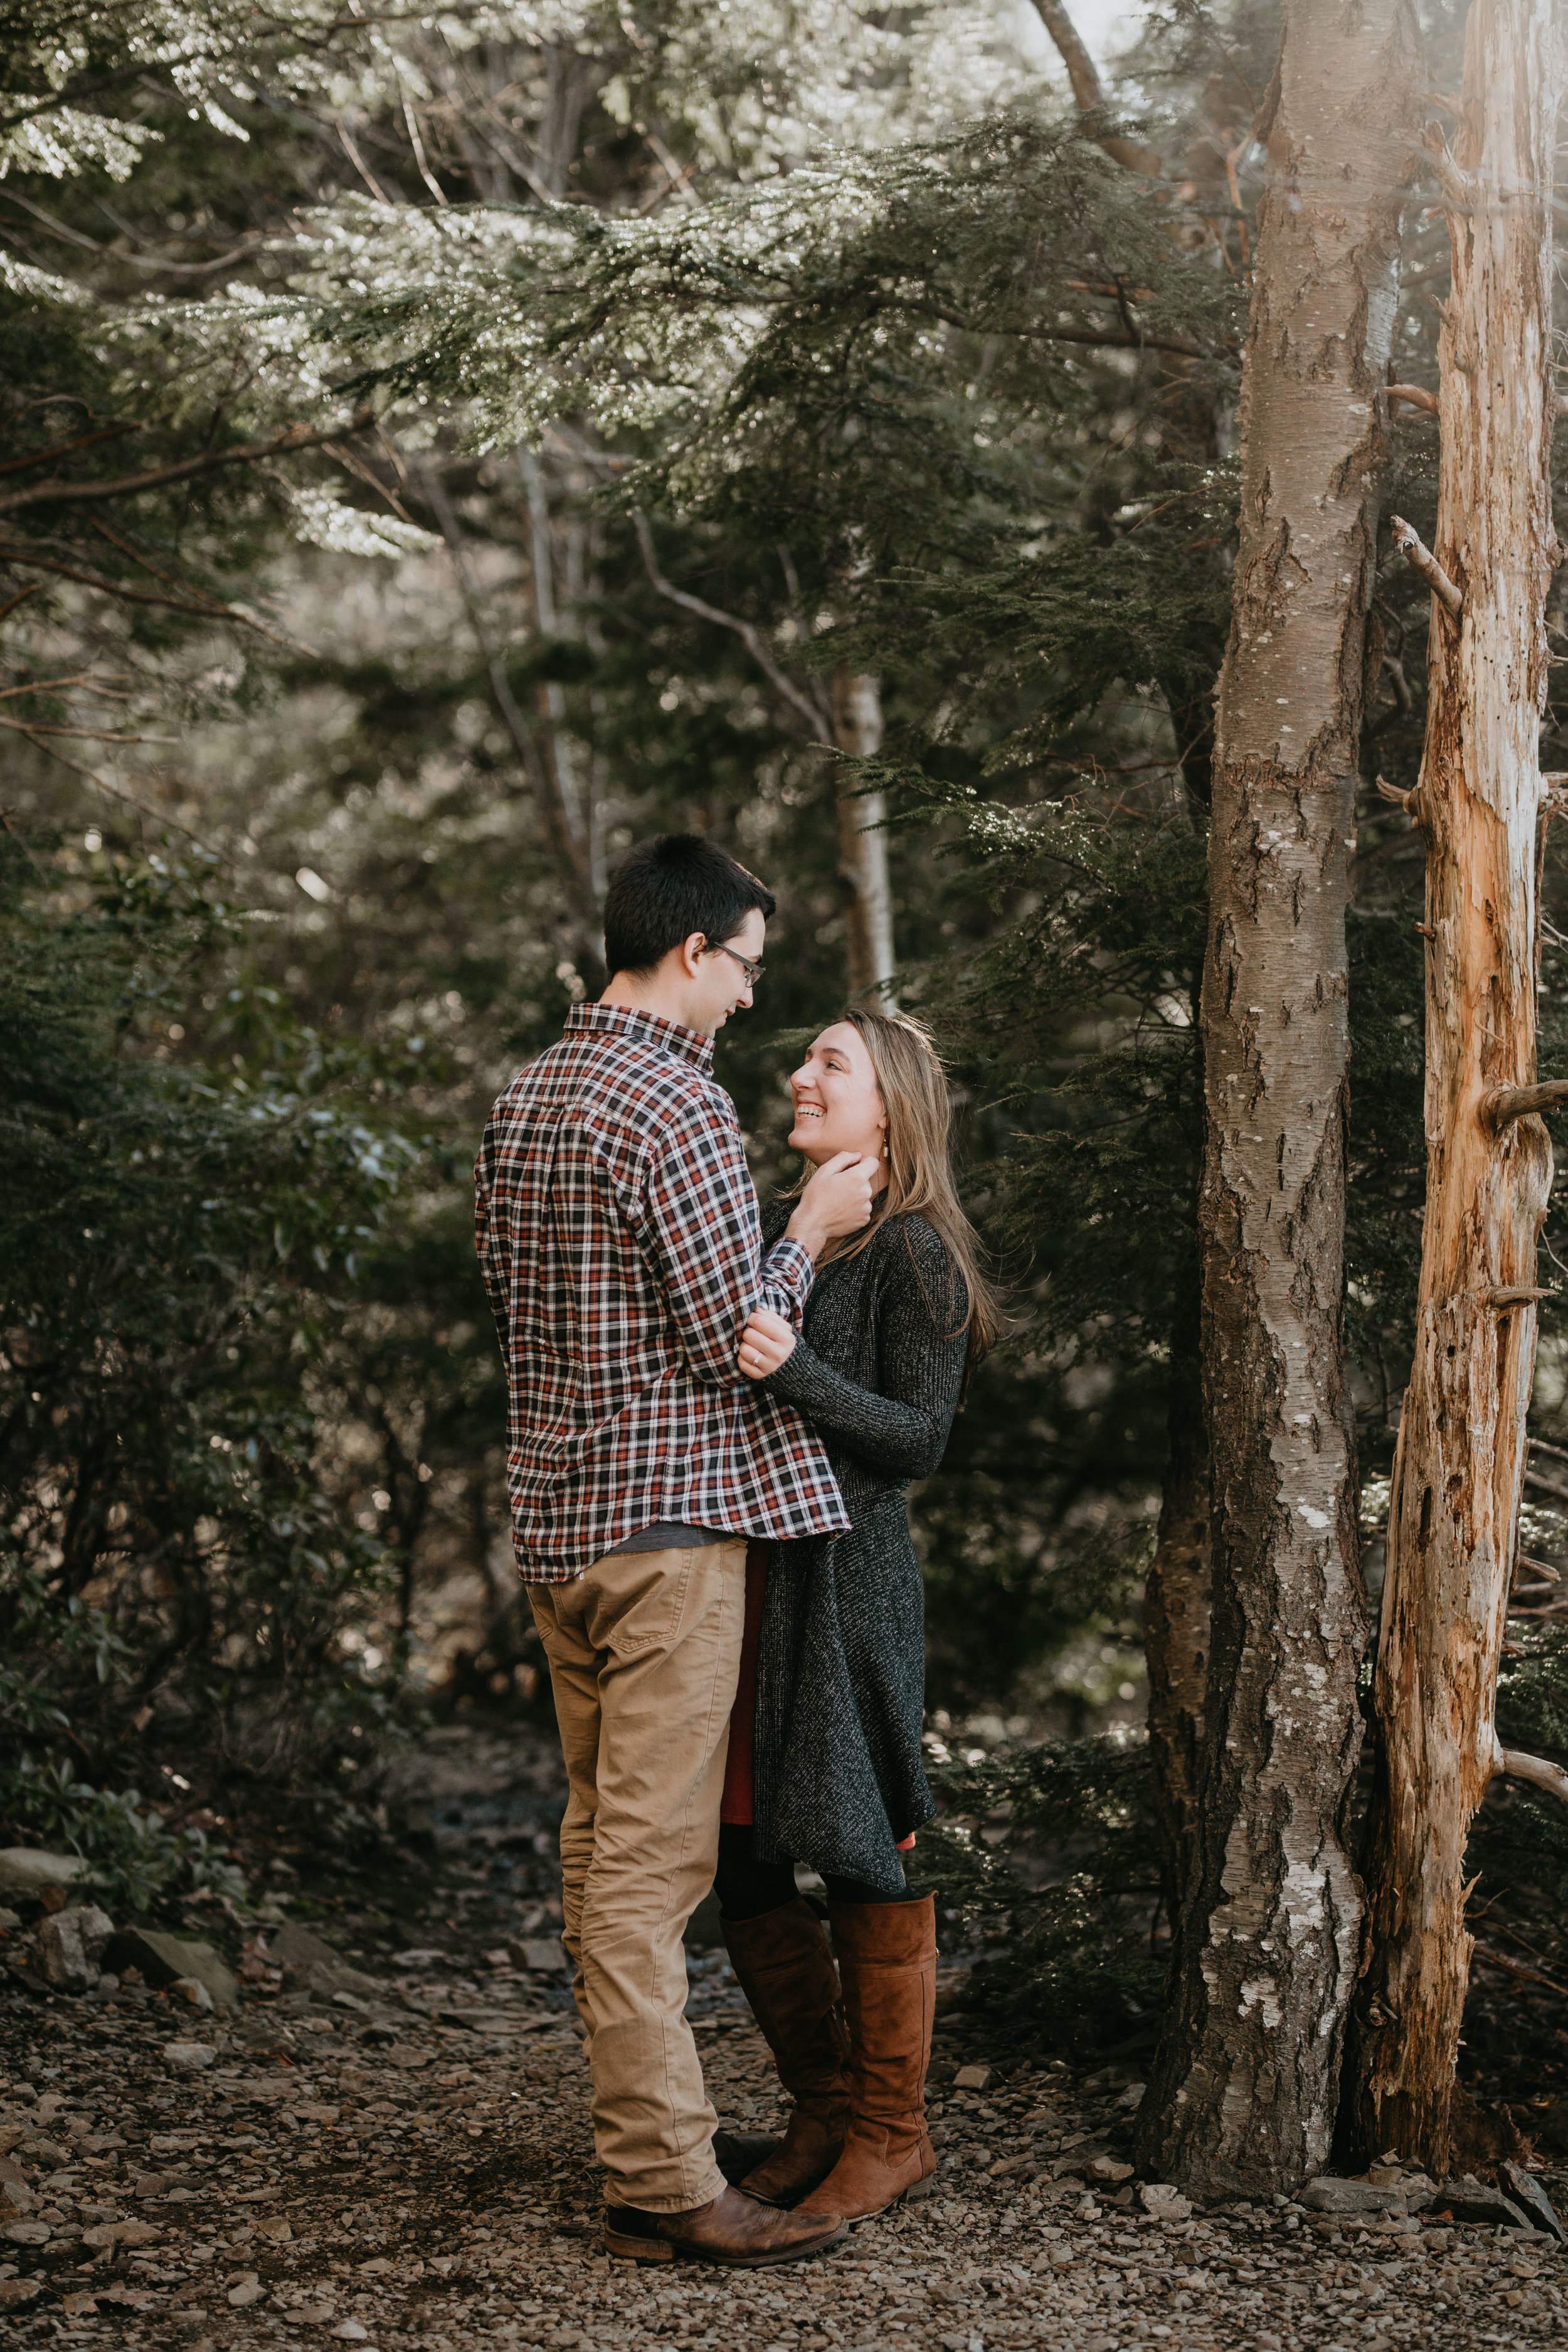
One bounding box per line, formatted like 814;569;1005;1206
761;1233;816;1322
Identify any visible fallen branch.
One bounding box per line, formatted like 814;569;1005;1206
1387;383;1439;415
1389;512;1464;617
1483;1081;1568;1131
1471;1942;1568;2000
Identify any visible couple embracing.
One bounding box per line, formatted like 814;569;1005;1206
475;834;998;2267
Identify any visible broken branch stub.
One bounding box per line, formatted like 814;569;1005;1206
1389;514;1464;617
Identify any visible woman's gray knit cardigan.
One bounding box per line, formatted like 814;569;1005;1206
752;1203;968;1893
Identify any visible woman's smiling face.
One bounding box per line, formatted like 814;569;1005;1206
788;1020;886;1167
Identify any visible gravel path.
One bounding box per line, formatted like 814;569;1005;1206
2;1724;1564;2351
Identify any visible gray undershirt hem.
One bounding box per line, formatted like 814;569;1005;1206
614;1522;735;1554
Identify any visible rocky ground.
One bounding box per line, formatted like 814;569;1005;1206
2;1720;1566;2352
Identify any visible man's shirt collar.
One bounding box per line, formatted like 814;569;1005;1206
565;999;715;1073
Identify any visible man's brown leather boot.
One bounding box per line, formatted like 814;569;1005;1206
721;1896;852;2207
794;1894;938;2222
603;2185;845;2266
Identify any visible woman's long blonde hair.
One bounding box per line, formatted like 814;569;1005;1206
794;1005;1003;1374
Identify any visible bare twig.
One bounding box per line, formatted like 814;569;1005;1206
1471;1941;1568;2000
0;421;139;479
632;512;830;744
1389;514;1464;617
1387;383;1439;415
0;540;302;644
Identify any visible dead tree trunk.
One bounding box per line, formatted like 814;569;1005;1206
1346;0;1562;2176
830;667;896;1002
1133;0;1422;2196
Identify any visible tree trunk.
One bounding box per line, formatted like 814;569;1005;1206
1133;0;1422;2196
1345;0;1560;2176
1144;1260;1211;1914
830;666;896;1002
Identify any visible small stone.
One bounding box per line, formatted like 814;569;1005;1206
270;1922;384;2001
516;1937;570;1975
256;2216;294;2242
106;1929;238;2010
134;2173;172;2198
953;2063;992;2092
1495;2162;1564;2242
1;2177;35;2217
1085;2154;1134;2184
0;2279;42;2307
0;1849;89;1900
228;2282;265;2307
36;1904;117;1993
3;2218;50;2244
1300;2176;1406;2216
1116;2080;1147;2111
1140;2181;1193;2222
0;1907;20;1932
169;1976;215;2013
163;2040;216;2072
331;2324;371;2341
1435;2180;1532;2231
82;2218;162;2249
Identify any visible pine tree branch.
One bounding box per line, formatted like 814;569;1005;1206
632;512;832;744
0;413;376;519
0;541;301;642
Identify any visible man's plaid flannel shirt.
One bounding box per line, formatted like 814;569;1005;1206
475;1001;850;1581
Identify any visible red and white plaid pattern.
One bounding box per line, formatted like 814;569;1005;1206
476;1002;849;1581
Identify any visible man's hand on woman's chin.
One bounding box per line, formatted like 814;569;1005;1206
783;1149;876;1260
739;1306;797;1380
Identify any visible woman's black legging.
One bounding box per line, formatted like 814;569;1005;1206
714;1821;923;1919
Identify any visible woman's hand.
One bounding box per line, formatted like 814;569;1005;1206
739;1306;797;1380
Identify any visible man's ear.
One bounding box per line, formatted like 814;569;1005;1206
677;931;707;980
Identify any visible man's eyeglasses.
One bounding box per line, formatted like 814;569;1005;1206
704;941;765;988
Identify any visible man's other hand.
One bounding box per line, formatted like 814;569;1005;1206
739;1306;797;1379
784;1151;877;1260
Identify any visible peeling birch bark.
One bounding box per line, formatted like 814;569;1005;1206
1133;0;1422;2196
830;667;896;1002
1347;0;1561;2178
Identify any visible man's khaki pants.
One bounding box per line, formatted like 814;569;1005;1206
527;1539;746;2214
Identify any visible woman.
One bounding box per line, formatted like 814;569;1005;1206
719;1007;1000;2225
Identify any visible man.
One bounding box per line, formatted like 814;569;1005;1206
475;834;874;2266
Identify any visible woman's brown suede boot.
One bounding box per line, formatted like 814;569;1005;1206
720;1897;852;2207
794;1894;938;2222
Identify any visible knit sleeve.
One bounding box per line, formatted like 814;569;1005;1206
760;1218;968;1481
